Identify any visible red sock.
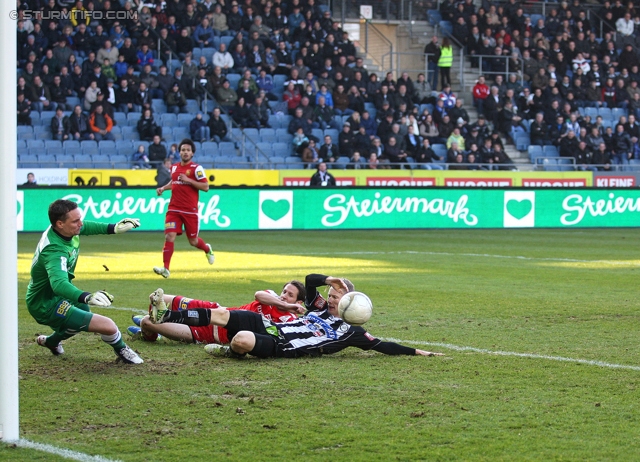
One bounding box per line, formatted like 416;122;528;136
163;241;174;269
195;237;209;252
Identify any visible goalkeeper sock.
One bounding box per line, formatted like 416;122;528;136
195;237;209;252
46;331;76;347
101;331;126;350
164;309;211;326
162;241;174;270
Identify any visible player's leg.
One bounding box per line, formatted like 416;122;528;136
184;213;214;264
230;332;277;358
154;211;181;278
87;313;143;364
37;300;91;355
140;316;195;342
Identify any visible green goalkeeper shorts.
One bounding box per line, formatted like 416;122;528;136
35;298;94;334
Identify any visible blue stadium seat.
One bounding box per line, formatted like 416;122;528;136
80;140;99;155
45;140;62;149
285;156;304;169
172;127;189;141
432;144;447;160
30;112;40;125
66;96;81;108
219;142;236;156
185;100;200;114
255;142;274;159
17;126;32;135
541;158;558;171
201;48;216;62
114;112;127;126
197;154;216;166
151;99;167;113
598;107;612;119
213;156;234;168
312;128;323;140
335;156;350;169
18;131;35;140
515;135;530;151
19;154;39;165
269;156;285;168
127;112;140;125
585;107;598;119
178;113;193;127
65;147;82;157
55;154;74;165
242;128;259;142
612;108;628;120
162;113;177;126
273;74;286;89
528;145;543;163
201;141;219;156
27;139;45;149
543;145;559;157
260;134;277;144
63;140;80;149
220;36;232;49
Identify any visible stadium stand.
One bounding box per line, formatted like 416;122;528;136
14;0;640;171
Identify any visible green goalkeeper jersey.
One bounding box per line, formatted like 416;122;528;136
26;221;111;324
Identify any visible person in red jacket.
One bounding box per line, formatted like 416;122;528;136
472;76;490;116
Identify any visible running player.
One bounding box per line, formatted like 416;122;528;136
153;138;214;278
127;281;306;344
27;199;143;364
150;274;443;358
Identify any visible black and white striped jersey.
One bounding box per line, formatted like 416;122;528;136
273;309;382;358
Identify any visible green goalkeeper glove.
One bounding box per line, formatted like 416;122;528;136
114;218;140;234
87;290;115;307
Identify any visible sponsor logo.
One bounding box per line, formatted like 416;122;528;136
366;177;435;187
187;310;199;318
179;298;192;310
504;191;535;227
60;256;68;272
338;324;349;333
595;176;636;187
259;191;293;229
321;192;478;227
283;177;356;186
16;191;24;231
165;221;176;229
314;295;327;309
445;178;513;187
55;300;71;317
522;179;587;187
365;332;375;341
62;193;230;227
561;193;640;225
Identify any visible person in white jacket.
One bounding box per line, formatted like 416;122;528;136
616;13;635;47
212;43;234;73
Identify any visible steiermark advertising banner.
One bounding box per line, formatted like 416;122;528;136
17;188;640;232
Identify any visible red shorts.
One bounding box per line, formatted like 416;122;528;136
165;210;200;238
171;296;229;345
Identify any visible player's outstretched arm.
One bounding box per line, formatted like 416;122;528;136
415;349;444;357
114;218;140;234
255;290;305;314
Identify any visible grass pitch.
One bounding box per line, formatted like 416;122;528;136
5;229;640;461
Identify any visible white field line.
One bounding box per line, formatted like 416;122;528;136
298;250;640;266
11;439;122;462
92;306;147;314
382;338;640;372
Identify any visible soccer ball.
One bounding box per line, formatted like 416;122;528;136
338;292;373;326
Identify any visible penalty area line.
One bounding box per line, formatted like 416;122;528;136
381;338;640;372
11;439;122;462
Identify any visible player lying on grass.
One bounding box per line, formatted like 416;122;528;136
26;199;143;364
150;273;443;358
127;281;306;344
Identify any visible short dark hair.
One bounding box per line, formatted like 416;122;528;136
179;138;196;154
48;199;78;226
342;278;355;292
285;280;306;301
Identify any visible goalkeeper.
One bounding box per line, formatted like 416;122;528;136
26;199;143;364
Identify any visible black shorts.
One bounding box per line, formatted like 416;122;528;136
226;310;278;358
226;310;268;339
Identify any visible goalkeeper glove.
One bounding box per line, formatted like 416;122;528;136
86;290;114;307
114;218;140;234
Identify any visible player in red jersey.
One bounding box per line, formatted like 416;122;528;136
153;138;215;278
127;280;306;344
